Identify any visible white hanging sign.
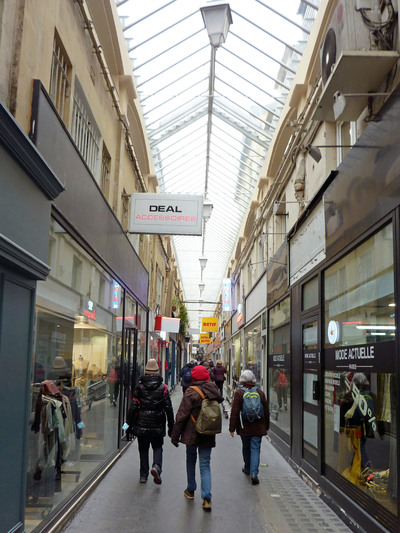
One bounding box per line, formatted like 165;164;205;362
129;193;204;235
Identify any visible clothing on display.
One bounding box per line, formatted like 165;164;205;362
27;380;82;502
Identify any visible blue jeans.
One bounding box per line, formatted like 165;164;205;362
241;435;262;476
186;445;212;500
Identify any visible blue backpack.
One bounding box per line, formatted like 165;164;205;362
240;386;264;423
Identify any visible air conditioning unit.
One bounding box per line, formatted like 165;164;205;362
313;0;398;121
321;1;372;87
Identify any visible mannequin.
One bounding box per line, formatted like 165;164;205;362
72;355;89;387
47;355;69;383
87;363;101;382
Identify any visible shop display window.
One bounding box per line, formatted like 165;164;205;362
25;219;125;531
137;305;147;381
323;224;397;519
231;334;242;391
244;318;262;385
268;296;291;436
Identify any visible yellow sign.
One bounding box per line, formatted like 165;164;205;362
200;333;211;344
201;317;218;332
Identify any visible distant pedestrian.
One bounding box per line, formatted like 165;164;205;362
229;370;269;485
201;360;215;381
213;359;227;397
171;364;223;512
128;359;174;485
179;359;197;393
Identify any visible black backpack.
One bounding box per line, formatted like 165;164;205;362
182;366;193;386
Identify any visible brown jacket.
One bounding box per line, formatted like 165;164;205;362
171;381;223;447
229;383;270;436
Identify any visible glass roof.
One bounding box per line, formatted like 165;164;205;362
115;0;319;330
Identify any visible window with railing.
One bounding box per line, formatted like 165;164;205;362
49;33;71;123
71;80;100;176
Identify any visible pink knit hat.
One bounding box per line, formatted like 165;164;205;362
191;365;210;382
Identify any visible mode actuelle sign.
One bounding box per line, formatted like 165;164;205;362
129;193;204;236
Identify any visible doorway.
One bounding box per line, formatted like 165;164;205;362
120;326;137;442
302;317;321;469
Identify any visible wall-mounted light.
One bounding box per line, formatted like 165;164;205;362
200;3;233;48
333;90;391;121
304;143;377;163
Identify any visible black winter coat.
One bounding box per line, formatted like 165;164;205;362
130;374;174;438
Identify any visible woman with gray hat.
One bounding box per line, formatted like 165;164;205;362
128;359;174;484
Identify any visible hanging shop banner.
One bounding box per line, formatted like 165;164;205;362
201;317;218;332
222;278;231;311
154;315;180;333
200;333;212;344
129;193;204;235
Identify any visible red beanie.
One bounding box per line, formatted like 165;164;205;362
191;365;210;382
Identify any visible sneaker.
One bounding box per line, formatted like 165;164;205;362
242;467;250;475
251;475;259;485
139;476;147;483
202;498;212;512
151;465;162;485
184;489;194;500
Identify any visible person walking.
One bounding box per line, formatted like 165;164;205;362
128;359;174;485
171;364;223;512
213;359;227;397
179;359;197;393
229;369;269;485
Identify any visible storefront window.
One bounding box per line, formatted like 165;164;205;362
323;224;397;518
244;318;262;384
268;296;291;436
26;219;123;531
137;305;147;382
231;333;242;386
302;276;318;311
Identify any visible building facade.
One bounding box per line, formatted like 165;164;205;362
0;1;182;532
219;1;400;531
